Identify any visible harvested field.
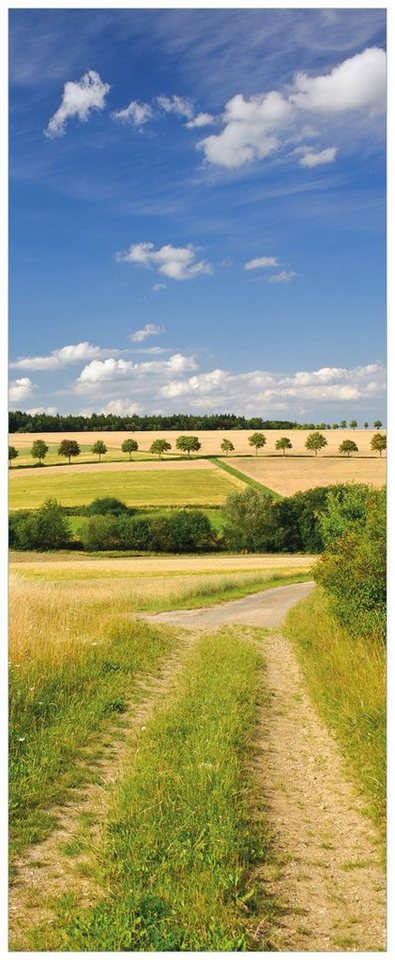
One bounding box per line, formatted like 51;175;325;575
10;428;385;459
9;458;213;479
228;454;386;496
10;553;314;578
9;463;244;510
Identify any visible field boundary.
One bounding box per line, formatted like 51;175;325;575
211;457;282;499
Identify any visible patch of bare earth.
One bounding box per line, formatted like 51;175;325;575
252;631;386;951
9;631;197;951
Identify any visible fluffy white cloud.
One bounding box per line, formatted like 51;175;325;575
244;256;280;270
198;47;386;169
9;377;34;402
24;406;58;416
10;341;120;370
44;70;110;138
156;94;194;119
99;399;142;416
76;353;197;389
160;362;385;411
116;241;212;281
185;113;216;129
129;323;164;343
297;146;337;167
112;100;154;127
268;270;297;283
290;47;386;113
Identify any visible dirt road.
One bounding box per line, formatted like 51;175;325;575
140;580;315;629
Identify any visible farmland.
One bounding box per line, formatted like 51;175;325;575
229;452;386;496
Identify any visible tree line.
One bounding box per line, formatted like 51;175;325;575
9;410;384;434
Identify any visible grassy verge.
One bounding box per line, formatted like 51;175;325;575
284;586;386;833
9;577;178;859
212;457;282;499
60;629;270;951
142;570;312;612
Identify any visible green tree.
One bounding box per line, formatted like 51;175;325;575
374;420;383;430
121;438;139;460
340;420;347;429
275;437;293;456
9;446;18;467
338;439;359;457
332;423;339;430
349;419;358;429
305;431;328;457
58;439;81;464
11;498;71;551
220;438;235;456
176;435;201;458
364;421;369;429
248;432;266;455
223;487;276;552
31;439;49;465
92;440;107;462
370;433;387;457
149;439;172;460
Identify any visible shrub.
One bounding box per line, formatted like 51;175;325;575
86;497;132;517
223;487;277;552
150;511;215;553
116;517;153;551
10;499;71;551
79;515;121;552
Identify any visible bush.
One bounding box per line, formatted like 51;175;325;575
274;485;348;553
223;488;277;552
10;499;71;551
78;515;122;552
150;511;215;553
85;498;133;517
314;485;386;639
116;517;153;551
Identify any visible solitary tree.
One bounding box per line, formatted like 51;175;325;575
374;420;383;430
176;435;201;458
150;439;171;460
370;433;387;457
275;437;293;456
92;440;107;462
248;432;266;455
305;431;328;457
121;438;139;460
9;446;18;467
332;423;339;430
340;420;347;429
58;439;81;464
349;419;358;429
220;438;235;456
31;439;49;465
364;422;369;429
339;439;359;458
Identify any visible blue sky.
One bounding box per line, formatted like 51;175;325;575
9;7;386;422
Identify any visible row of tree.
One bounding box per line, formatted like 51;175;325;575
9;409;384;434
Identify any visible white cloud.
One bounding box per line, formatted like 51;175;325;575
185;113;216;129
268;270;297;283
112;100;154;128
44;70;110;138
10;341;120;370
160;362;385;411
24;406;58;416
297;146;337;168
75;353;197;389
290;47;386;113
9;377;34;402
156;94;194;119
152;283;166;292
116;241;212;281
99;399;142;416
129;323;164;343
198;47;386;169
244;256;280;271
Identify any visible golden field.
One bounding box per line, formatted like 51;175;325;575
229;453;386;496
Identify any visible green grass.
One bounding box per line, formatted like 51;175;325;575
284;586;386;833
9;465;245;510
212;457;282;499
9;617;178;860
141;571;312;612
59;629;270;951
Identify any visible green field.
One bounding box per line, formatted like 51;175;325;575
9;466;245;510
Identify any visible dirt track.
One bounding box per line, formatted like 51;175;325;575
141;580;315;628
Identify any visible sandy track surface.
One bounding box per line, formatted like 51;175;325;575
140;581;315;629
228;455;386;496
141;582;386;950
9;458;213;479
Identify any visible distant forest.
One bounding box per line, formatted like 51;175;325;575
9;410;307;433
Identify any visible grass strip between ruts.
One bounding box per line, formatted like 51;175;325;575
62;629;270;951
